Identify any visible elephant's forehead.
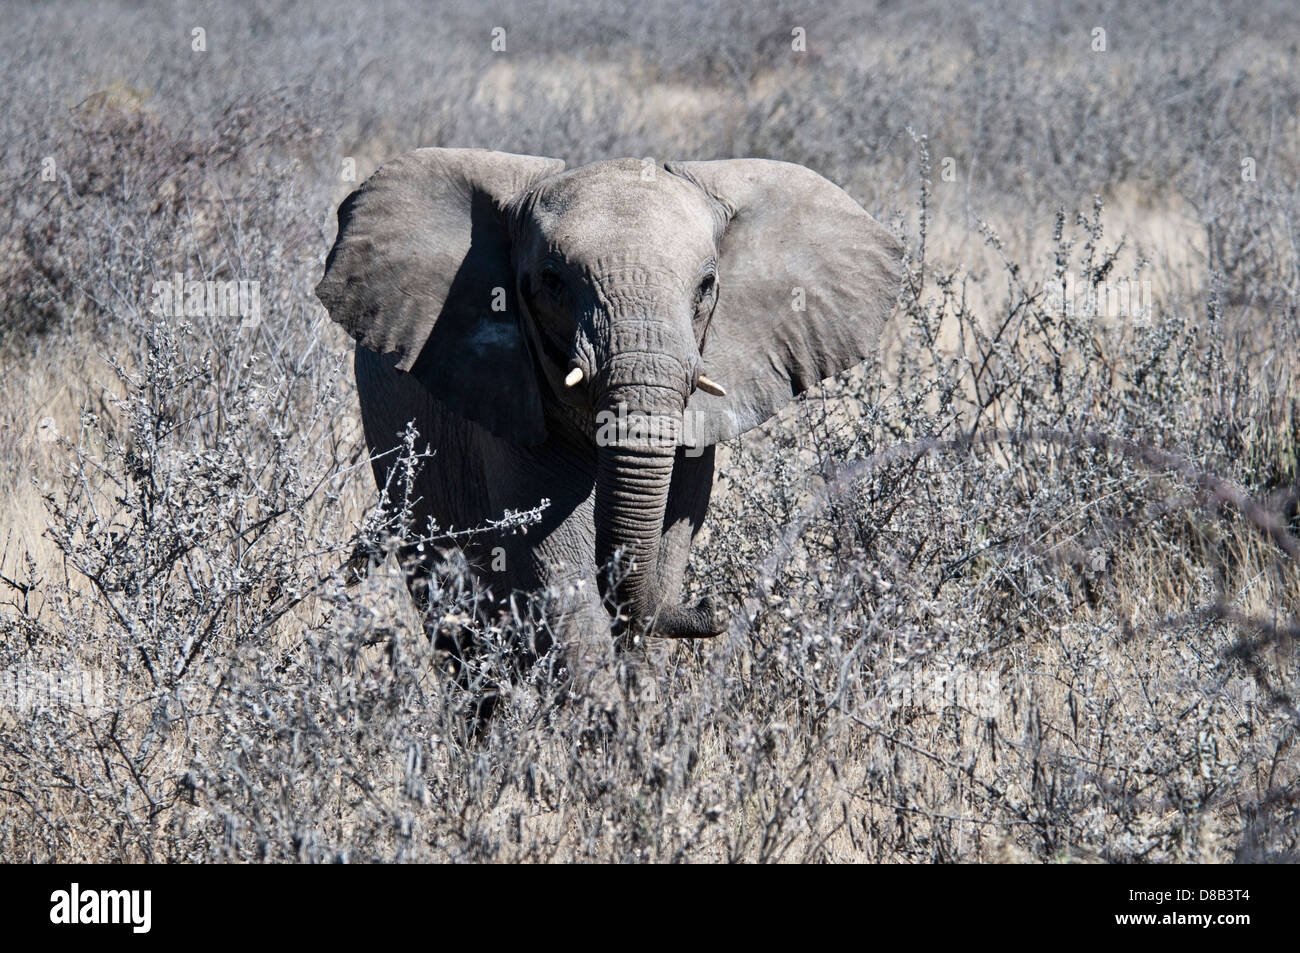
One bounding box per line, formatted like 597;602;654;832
528;160;716;262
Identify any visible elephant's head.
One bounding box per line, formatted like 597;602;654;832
316;148;902;638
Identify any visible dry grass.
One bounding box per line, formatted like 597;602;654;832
0;0;1297;862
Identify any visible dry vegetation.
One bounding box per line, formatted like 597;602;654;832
1;0;1297;862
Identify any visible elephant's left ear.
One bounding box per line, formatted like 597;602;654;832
666;159;903;446
316;148;565;446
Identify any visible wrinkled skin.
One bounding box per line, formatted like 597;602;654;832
317;149;901;680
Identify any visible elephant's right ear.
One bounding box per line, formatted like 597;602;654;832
316;148;564;445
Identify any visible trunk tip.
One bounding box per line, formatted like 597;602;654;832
645;596;726;639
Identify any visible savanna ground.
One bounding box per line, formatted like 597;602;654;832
0;0;1297;862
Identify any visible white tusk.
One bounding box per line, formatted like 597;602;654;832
696;374;726;397
564;367;584;388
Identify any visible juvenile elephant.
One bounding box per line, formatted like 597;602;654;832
316;149;901;674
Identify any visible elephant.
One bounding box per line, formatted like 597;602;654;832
315;148;901;682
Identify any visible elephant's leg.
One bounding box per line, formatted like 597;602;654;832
477;429;616;694
353;345;499;624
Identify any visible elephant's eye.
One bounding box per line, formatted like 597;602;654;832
695;273;717;312
539;264;566;300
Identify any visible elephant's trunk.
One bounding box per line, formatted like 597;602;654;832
593;386;719;638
